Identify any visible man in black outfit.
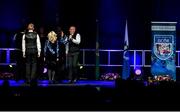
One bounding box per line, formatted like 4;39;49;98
66;26;81;83
22;23;41;83
55;26;66;82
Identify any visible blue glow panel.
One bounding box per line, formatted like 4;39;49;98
136;52;142;65
6;50;10;63
8;80;25;86
0;80;4;86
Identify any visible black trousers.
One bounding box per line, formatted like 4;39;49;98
67;52;79;80
47;61;56;81
25;50;38;81
45;54;57;81
56;59;66;81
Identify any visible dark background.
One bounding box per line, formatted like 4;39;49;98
0;0;180;50
0;0;180;79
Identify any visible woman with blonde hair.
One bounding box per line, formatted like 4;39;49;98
44;31;59;83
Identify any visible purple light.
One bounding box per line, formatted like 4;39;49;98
43;68;47;74
135;69;141;75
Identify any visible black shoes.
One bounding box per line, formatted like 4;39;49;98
68;79;77;84
53;80;59;84
49;80;54;84
25;80;31;85
67;80;71;84
72;79;77;83
49;80;59;84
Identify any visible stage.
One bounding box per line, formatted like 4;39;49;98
0;80;115;88
0;79;180;110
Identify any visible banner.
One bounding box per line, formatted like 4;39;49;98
95;19;100;80
122;20;130;80
151;22;177;81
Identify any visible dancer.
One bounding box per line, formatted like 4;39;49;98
66;26;81;83
22;23;41;83
44;31;59;83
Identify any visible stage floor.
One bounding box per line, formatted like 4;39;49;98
0;80;115;88
0;79;180;110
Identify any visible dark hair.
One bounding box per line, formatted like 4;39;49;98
55;26;62;37
56;26;62;33
70;25;76;28
69;25;76;30
27;23;35;30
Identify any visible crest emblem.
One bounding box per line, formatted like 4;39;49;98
154;35;174;60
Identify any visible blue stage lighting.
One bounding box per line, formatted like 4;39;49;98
0;80;4;86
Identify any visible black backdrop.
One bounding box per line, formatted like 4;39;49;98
0;0;180;50
1;0;180;79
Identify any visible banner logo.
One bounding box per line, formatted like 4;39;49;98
154;35;173;60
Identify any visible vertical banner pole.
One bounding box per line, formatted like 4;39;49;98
95;19;100;80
